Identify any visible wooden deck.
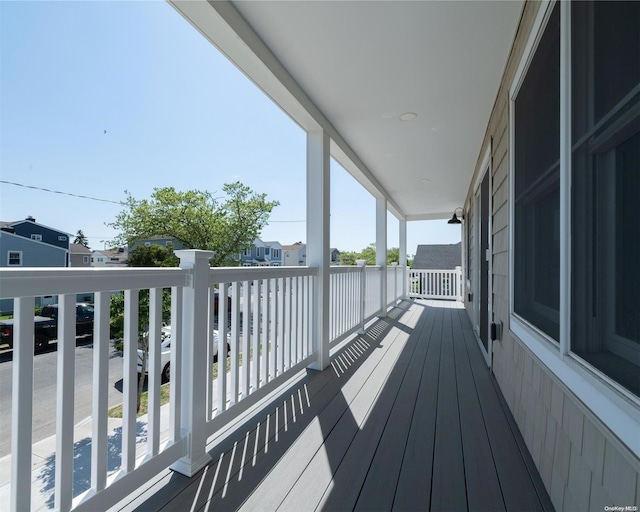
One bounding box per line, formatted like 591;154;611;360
113;299;554;512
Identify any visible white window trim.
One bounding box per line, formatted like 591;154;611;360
509;0;640;458
8;251;22;266
31;234;43;241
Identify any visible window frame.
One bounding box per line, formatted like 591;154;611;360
8;251;22;266
509;0;640;457
31;234;43;241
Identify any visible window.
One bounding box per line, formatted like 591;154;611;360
144;242;151;247
256;247;262;258
272;249;280;258
244;248;252;257
83;256;89;264
8;251;22;266
31;234;42;241
513;2;560;341
512;1;639;398
58;236;67;241
264;247;270;255
570;1;639;396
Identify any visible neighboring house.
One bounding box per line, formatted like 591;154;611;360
329;248;340;265
0;229;68;268
130;236;186;251
91;248;128;267
263;241;283;266
3;217;71;252
238;239;266;266
70;243;92;267
0;217;71;267
0;224;70;313
282;242;306;266
411;242;461;270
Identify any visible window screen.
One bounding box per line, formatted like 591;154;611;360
513;3;560;341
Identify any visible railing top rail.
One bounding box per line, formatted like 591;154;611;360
207;266;317;283
409;268;461;273
0;267;188;299
329;266;364;275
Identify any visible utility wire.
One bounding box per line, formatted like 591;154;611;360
0;180;306;222
0;180;123;205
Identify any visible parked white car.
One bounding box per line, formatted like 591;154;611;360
137;326;227;382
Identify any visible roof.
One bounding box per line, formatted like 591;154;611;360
70;243;92;254
411;242;461;270
282;243;305;251
4;218;72;237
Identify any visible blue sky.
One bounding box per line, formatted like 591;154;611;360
0;1;460;255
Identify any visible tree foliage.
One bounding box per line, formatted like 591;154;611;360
108;182;279;266
127;244;179;268
339;243;412;266
73;229;90;248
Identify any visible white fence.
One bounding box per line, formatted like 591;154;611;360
0;253;406;511
408;267;463;301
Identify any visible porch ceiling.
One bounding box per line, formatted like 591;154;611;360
172;1;523;220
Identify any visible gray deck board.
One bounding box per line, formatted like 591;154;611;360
118;300;553;512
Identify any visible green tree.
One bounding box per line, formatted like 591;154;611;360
127;244;179;268
339;243;412;266
73;229;90;248
108;182;279;266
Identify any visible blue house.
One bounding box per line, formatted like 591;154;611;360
238;239;283;266
5;217;70;252
0;218;71;313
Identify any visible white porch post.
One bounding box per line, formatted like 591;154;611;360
171;249;213;476
399;218;407;298
376;196;387;316
307;129;330;371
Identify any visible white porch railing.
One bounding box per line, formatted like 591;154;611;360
408;267;463;301
0;253;406;512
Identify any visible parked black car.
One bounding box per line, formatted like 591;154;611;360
40;303;94;337
0;303;95;351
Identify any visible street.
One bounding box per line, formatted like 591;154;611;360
0;339;125;458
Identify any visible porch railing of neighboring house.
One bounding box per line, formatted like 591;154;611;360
0;251;406;512
408;267;463;301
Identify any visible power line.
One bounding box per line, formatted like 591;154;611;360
0;180;306;222
0;180;123;205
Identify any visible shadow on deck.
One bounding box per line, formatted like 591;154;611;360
114;299;554;512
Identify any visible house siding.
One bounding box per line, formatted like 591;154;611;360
0;231;68;267
464;2;640;510
10;220;70;250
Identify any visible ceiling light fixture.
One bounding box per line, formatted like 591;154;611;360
399;112;417;122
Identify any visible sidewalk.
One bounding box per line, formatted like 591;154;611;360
0;405;171;512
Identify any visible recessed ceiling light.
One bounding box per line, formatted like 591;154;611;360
420;178;431;183
399;112;417;122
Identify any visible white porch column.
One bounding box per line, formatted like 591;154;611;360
399;218;407;298
376;196;387;316
307;130;330;371
171;249;214;476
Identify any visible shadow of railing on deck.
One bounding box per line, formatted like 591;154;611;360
129;300;418;511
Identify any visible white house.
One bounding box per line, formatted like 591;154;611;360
282;242;306;266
